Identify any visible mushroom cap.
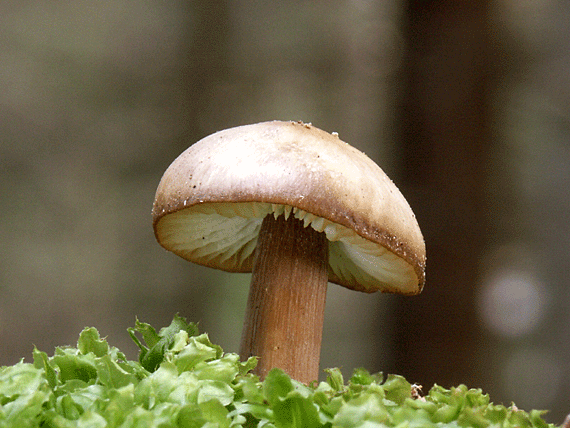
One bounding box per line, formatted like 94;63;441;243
152;120;426;294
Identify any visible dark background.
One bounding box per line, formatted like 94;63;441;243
2;1;569;422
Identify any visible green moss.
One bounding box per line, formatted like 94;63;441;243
0;316;559;428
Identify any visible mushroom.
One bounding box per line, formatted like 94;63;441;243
152;120;426;384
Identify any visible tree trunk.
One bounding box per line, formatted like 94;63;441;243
393;0;493;389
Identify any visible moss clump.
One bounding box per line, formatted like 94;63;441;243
0;315;558;428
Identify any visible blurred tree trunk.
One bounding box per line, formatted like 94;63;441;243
156;1;232;322
393;1;493;388
176;1;230;156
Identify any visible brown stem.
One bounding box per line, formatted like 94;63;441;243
239;213;329;384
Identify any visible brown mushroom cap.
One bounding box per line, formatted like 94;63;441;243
152;120;426;294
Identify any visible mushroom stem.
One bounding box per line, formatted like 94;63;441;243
239;213;329;384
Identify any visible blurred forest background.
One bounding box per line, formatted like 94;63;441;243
1;0;569;422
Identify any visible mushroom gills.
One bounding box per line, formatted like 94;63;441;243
156;201;418;292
